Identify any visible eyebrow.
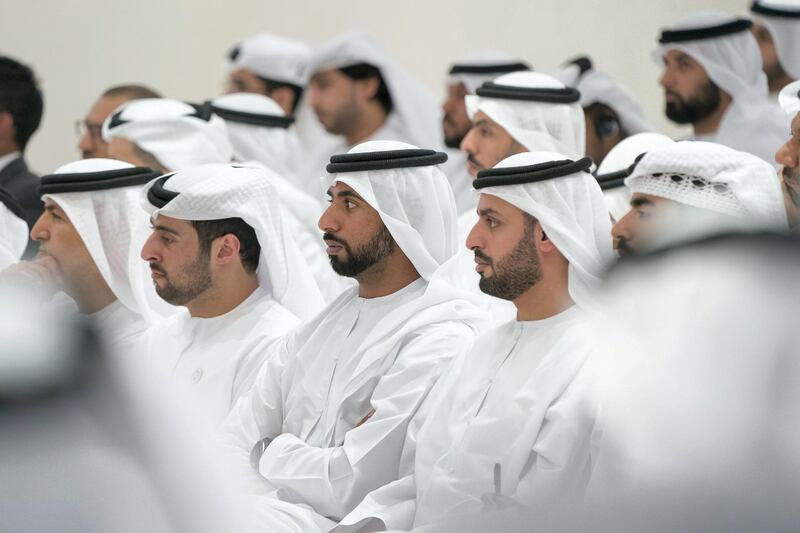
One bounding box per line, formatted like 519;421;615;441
630;197;654;208
477;207;503;218
327;189;364;201
474;119;491;128
151;222;180;236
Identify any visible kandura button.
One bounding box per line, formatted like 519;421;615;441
191;368;204;383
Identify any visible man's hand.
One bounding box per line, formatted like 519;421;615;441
0;253;62;296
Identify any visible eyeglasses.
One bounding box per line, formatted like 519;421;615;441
74;120;103;140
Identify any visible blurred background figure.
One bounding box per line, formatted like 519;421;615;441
751;0;800;98
556;56;652;167
657;11;787;163
0;55;44;257
0;186;29;269
77;84;161;159
441;54;530;214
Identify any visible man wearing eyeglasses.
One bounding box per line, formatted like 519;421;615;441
77;84;160;159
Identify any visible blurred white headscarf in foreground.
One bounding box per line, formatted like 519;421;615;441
583;232;800;531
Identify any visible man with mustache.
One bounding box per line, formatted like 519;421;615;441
440;55;530;214
657;11;786;163
219;141;485;530
0;159;167;351
139;164;323;427
456;71;585;238
774;79;800;232
335;151;613;532
612;141;788;257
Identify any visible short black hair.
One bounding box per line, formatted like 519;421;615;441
191;218;260;272
102;84;161;100
257;76;304;114
339;63;393;114
0;56;44;151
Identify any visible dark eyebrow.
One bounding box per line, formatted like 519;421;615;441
477;207;502;218
152;223;180;236
474;119;490;128
631;197;654;208
335;190;364;201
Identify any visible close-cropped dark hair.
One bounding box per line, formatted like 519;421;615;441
258;76;304;114
339;62;394;114
192;217;260;272
102;84;161;100
0;56;44;151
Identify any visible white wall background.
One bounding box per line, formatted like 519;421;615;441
2;0;749;174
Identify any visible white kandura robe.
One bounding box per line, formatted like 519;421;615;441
220;277;485;525
144;286;299;427
91;299;149;356
336;305;600;532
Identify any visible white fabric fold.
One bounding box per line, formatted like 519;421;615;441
103;98;233;171
0;198;28;269
45;158;174;323
227;33;311;86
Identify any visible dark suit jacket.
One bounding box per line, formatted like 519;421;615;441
0;156;42;257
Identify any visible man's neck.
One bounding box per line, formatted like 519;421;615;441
187;273;259;318
513;274;574;322
355;252;421;299
693;93;732;136
770;73;795;94
72;283;118;315
345;105;388;147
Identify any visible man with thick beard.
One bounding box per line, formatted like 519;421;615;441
657;11;787;163
139;164;323;427
334;151;614;532
219;140;486;530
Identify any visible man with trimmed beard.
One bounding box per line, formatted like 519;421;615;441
139;164;323;427
657;11;787;163
219;140;485;529
335;151;613;532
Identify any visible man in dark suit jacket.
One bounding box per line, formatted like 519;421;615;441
0;55;44;257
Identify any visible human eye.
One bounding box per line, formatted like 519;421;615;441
345;199;357;209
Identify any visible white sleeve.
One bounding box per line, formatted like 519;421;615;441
257;322;476;521
217;333;294;493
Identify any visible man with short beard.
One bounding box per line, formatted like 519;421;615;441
299;33;441;193
657;11;787;163
139;164;323;427
441;55;530;214
219;141;485;530
335;151;613;532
